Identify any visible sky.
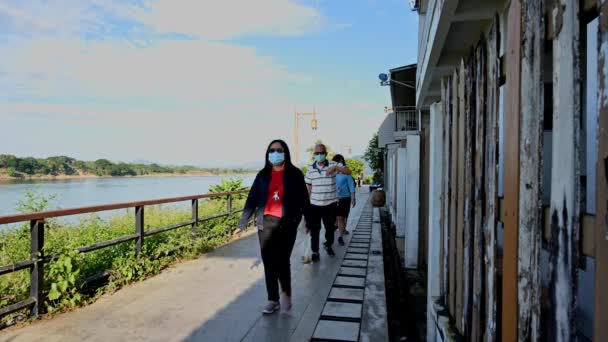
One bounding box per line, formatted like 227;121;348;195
0;0;418;167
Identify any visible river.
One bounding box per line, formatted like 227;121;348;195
0;175;255;217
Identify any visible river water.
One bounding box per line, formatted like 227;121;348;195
0;175;255;217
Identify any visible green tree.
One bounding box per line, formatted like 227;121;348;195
6;167;21;178
16;157;41;175
0;154;19;168
72;160;91;173
109;163;136;176
364;133;383;183
149;163;172;174
93;159;113;176
345;159;364;177
46;156;76;175
0;154;255;178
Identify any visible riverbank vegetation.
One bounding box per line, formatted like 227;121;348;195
0;154;254;179
0;178;248;328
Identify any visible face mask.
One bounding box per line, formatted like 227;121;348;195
315;154;326;163
268;152;285;165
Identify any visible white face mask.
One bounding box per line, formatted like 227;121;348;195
337;163;344;167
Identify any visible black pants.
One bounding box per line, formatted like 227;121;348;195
258;215;298;302
307;203;337;253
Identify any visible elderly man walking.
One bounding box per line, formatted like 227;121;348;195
305;144;351;261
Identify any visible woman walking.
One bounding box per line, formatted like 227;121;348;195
236;139;309;314
332;154;356;246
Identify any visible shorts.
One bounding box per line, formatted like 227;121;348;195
336;197;351;217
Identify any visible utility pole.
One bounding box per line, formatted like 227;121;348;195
294;109;318;165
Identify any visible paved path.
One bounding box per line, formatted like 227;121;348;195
0;190;369;342
310;203;388;342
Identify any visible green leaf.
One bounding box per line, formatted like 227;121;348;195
48;284;61;300
59;280;68;292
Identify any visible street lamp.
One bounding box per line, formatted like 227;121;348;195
294;109;318;165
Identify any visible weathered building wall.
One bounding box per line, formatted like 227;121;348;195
594;2;608;341
427;102;443;341
423;0;604;340
517;1;544;340
420;128;430;269
397;147;408;238
548;0;581;340
405;135;421;268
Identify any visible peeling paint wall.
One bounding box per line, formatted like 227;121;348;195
517;1;544;341
430;16;502;340
397;147;408;238
483;19;499;341
548;0;581;341
427;101;443;341
405;135;421;268
594;1;608;340
423;1;602;340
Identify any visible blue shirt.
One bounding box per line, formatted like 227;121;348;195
335;173;355;199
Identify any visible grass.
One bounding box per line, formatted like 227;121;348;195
0;187;247;328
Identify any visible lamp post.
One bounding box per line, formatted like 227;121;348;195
294;109;318;165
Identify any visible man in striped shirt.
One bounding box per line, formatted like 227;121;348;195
305;144;351;260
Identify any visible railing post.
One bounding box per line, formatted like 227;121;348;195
30;219;44;317
227;194;233;213
191;199;199;233
135;206;144;256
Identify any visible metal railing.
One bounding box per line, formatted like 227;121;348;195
0;189;249;320
395;107;419;132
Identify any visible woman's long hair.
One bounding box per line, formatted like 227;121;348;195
261;139;296;178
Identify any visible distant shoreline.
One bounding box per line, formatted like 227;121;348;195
0;172;256;182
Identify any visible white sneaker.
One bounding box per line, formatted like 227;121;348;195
262;301;280;314
280;293;292;312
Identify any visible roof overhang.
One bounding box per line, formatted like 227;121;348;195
389;64;417;109
416;0;507;109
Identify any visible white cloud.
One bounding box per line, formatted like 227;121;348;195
0;0;323;40
0;35;299;163
0;1;384;165
0;38;292;103
132;0;324;39
0;1;107;37
0;2;53;31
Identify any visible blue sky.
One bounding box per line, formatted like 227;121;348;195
0;0;418;167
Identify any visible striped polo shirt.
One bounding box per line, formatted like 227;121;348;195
305;161;338;206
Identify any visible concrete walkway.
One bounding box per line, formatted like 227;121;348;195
0;190;369;342
310;205;389;342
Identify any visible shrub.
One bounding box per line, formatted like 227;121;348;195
0;185;248;327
